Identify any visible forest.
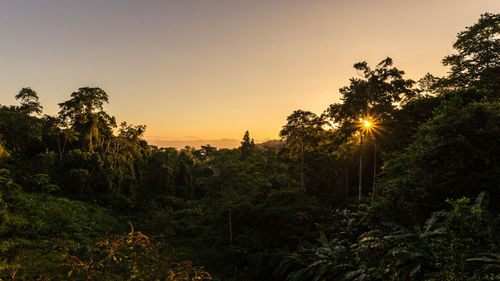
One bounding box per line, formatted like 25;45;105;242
0;13;499;281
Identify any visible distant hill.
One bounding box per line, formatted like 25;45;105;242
146;137;279;150
256;139;284;149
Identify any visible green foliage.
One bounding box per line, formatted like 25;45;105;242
240;130;256;160
0;107;43;155
52;223;212;281
326;57;417;138
15;87;43;116
27;174;60;194
441;13;500;93
374;92;500;223
0;13;499;281
283;198;499;281
0;183;123;279
58;87;116;152
280;110;324;191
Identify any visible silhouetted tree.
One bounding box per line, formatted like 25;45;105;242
280;110;323;191
327;57;417;137
58;87;116;152
240;130;255;160
15;87;43;115
441;13;500;93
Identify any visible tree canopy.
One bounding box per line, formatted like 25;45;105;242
442;12;500;92
0;13;499;281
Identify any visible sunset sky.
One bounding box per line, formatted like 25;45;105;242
1;0;499;147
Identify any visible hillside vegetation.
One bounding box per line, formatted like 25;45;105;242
0;13;499;281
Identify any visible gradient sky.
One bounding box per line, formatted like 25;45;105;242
1;0;499;144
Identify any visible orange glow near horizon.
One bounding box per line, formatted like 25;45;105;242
0;1;498;146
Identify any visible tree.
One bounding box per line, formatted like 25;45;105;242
0;107;43;154
375;89;500;223
109;121;146;167
326;58;416;200
240;130;255;160
42;115;78;164
332;139;356;199
204;149;271;247
327;57;417;136
280;110;323;191
195;144;217;161
15;87;43;115
441;13;500;93
58;87;116;152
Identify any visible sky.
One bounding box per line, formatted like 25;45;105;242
0;0;499;148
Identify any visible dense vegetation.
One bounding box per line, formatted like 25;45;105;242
0;13;499;281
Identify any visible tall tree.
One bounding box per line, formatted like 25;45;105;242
58;87;116;152
280;110;323;191
109;122;146;168
15;87;43;115
375;89;500;223
326;58;416;199
441;13;500;93
327;57;417;136
42;115;77;164
239;130;255;160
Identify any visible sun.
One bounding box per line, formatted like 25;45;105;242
358;115;382;136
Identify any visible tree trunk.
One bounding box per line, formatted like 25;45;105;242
300;142;304;191
57;133;67;165
371;142;377;203
57;135;63;165
229;209;233;245
358;133;363;201
88;130;94;153
345;164;349;199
